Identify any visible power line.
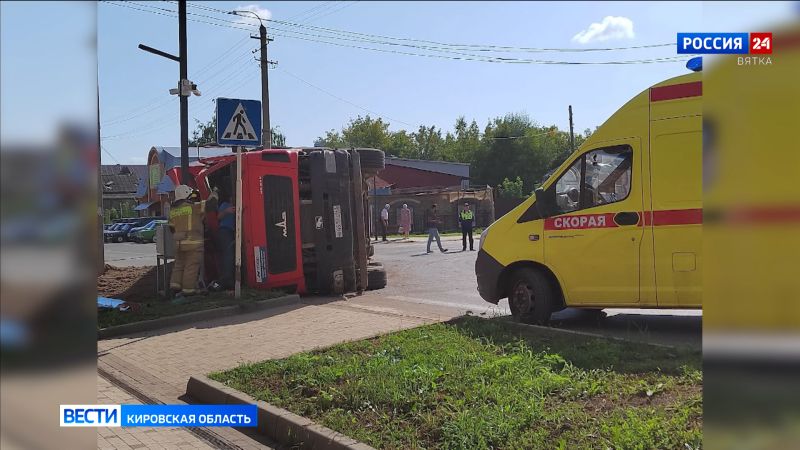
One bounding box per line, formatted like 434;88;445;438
277;67;413;127
302;1;358;23
268;29;689;65
104;1;687;65
266;18;675;53
288;1;336;22
101;145;122;164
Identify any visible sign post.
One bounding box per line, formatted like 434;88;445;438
216;98;262;299
234;145;242;299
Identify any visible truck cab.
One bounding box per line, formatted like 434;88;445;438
476;72;702;323
166;147;384;295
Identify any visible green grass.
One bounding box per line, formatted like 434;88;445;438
210;316;702;450
98;289;285;329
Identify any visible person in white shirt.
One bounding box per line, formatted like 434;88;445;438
380;204;390;242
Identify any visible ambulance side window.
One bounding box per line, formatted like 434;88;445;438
553;145;632;214
554;158;583;214
583;147;633;208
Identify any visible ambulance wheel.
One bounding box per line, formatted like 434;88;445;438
508;268;554;325
355;148;385;173
366;266;387;290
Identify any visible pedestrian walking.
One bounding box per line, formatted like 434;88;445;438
399;203;412;240
425;203;448;253
459;202;476;251
169;185;217;297
380;203;390;241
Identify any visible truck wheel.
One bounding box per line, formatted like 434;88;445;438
508;268;554;325
355;148;385;173
366;266;387;290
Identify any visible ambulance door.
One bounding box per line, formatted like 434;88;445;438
544;140;644;305
649;116;702;307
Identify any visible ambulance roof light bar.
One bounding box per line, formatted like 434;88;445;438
686;56;702;72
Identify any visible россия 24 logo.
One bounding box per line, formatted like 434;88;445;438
677;32;772;54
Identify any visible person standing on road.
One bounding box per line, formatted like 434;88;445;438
459;202;476;251
399;203;412;240
425;203;448;254
380;203;390;242
169;185;217;297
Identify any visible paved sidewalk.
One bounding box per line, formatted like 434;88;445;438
97;299;437;449
97;375;214;450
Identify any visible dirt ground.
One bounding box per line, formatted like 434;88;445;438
97;264;170;303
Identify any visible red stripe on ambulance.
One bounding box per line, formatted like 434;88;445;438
649;81;702;102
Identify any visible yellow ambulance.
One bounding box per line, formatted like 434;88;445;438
476;69;702;324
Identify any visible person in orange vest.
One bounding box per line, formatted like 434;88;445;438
169;185;217;297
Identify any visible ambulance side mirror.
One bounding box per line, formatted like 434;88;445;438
534;187;557;218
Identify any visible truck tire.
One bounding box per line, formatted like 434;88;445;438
508;268;554;325
366;266;387;290
355;148;385;173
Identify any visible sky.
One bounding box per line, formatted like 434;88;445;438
1;1;793;165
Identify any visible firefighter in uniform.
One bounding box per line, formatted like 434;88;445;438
459;202;476;252
169;185;217;296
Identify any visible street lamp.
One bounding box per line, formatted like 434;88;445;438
230;9;264;27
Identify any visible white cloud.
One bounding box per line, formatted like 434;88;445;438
572;16;635;44
233;4;272;28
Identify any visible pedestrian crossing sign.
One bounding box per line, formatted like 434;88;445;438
216;98;262;147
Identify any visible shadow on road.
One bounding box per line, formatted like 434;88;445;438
547;308;702;349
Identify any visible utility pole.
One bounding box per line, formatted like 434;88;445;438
178;0;189;183
256;24;272;148
234;9;275;149
568;105;575;151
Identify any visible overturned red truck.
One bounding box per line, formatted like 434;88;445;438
165;147;387;295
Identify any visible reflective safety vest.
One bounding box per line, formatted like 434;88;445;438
460;209;474;221
169;200;204;244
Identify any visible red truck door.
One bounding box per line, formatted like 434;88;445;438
242;151;307;293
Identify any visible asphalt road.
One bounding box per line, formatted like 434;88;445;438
365;236;702;348
104;241;157;267
104;237;701;348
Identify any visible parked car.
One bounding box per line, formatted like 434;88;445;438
130;219;167;243
105;222;134;243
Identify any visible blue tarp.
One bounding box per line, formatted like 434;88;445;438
98;297;129;311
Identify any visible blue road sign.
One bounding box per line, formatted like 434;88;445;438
216;98;262;147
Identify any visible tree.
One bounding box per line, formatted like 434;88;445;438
413;125;445;160
385;130;417;158
498;176;525;199
189;113;217;147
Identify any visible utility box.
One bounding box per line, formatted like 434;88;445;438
155;224;175;258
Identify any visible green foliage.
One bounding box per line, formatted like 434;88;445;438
316;112;583;194
498;176;525;199
210;317;701;450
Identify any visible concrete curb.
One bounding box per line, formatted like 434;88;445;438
186;375;376;450
98;294;301;340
